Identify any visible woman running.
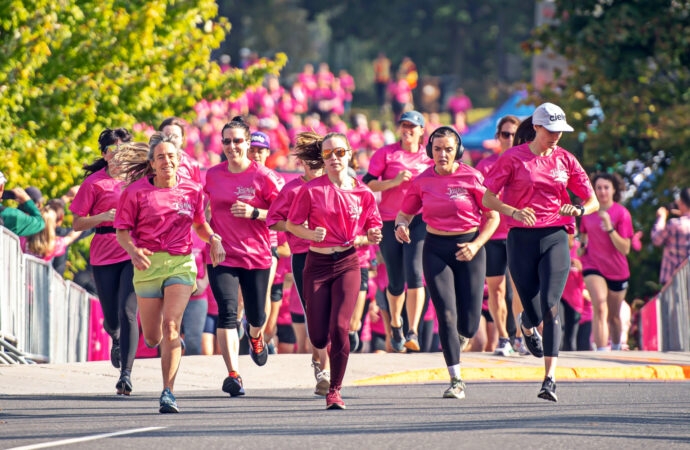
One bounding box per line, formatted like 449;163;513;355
266;157;332;396
114;134;225;413
482;103;598;402
362;110;432;351
70;128;137;395
286;131;382;409
475;115;520;356
395;126;499;399
579;172;633;351
204;117;283;397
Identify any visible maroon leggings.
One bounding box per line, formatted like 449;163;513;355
303;247;361;390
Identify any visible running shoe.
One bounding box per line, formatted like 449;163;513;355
391;326;405;352
538;377;558;402
514;338;531;356
494;337;514;357
110;340;120;369
443;377;466;399
115;373;132;396
311;359;322;380
458;333;470;352
315;370;330;396
404;330;421;352
159;388;179;413
518;313;544;358
246;324;268;366
222;371;245;397
326;387;346;410
348;331;360;352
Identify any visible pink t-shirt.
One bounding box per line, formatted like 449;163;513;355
114;176;206;255
276;287;292;326
483;144;594;234
204;161;283;269
580;202;633;280
266;176;312;255
367;142;432;221
401;165;488;233
20;236;70;261
69;168;130;266
562;241;584;313
178;152;202;185
475;153;509;240
190;233;208;301
288;175;383;248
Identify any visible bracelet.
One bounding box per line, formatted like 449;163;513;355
210;233;222;243
251;207;260;220
607;228;615;234
395;222;408;230
511;210;518;219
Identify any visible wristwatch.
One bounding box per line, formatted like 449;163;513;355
211;233;222;243
395;222;408;230
575;204;585;216
251;207;260;220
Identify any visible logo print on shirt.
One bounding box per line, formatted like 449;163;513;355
447;186;468;200
348;204;362;220
550;168;569;184
173;199;194;218
235;186;256;201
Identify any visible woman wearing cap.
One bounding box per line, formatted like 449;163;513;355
362;110;432;352
475;115;521;357
579;172;633;351
204;117;283;398
482;103;598;402
114;134;225;413
266;154;332;397
286;131;382;409
395;126;499;399
70;128;138;395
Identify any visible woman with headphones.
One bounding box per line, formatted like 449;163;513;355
395;126;499;399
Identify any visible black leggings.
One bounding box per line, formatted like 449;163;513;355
290;252;308;312
92;260;137;372
208;265;271;330
507;227;570;358
381;215;426;296
423;232;485;367
560;300;580;351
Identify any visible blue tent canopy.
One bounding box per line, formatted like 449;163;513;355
462;91;535;149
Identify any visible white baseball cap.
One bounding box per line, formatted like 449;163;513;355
533;102;574;132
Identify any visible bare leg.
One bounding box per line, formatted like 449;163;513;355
217;327;240;373
387;291;405;328
350;290;368;332
405;287;425;334
585;275;609;349
606;289;627;346
487;275;509;339
160;284;193;390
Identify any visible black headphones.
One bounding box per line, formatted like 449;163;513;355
426;126;464;160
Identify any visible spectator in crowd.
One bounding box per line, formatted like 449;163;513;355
0;170;45;236
21;203;82;262
652;187;690;285
373;52;391;109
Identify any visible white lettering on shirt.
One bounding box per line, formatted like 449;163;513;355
235;186;256;201
550;168;569;184
447;186;468;200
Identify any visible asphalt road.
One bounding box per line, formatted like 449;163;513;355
2;381;689;449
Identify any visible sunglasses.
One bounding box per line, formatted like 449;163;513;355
499;131;515;139
104;144;119;153
222;137;246;145
322;147;348;159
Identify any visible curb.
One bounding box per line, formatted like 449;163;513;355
352;365;690;385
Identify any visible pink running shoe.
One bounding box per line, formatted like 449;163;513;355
326;387;346;410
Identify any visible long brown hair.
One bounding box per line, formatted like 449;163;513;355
293;131;352;170
26;207;57;258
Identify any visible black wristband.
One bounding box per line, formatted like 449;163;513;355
607;228;615;234
251;207;260;220
575;204;585;216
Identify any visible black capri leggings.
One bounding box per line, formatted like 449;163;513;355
381;215;426;296
92;260;137;373
423;232;486;367
208;265;271;330
507;227;570;358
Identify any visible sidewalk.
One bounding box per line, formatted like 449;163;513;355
1;351;688;396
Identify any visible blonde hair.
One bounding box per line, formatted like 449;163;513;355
26;207;57;258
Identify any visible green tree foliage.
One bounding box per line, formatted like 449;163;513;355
0;0;286;200
526;0;690;297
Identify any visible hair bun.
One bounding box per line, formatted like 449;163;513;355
231;116;245;124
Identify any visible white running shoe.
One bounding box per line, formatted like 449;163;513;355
493;338;515;357
315;370;330;396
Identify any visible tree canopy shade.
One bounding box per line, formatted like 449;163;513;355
0;0;286;199
526;0;690;296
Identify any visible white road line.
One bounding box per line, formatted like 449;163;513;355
7;426;166;450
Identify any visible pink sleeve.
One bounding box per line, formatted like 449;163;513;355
483;154;512;195
617;207;634;239
113;186;137;230
400;179;422;215
266;187;291;226
566;154;594;200
69;179;94;217
472;173;489;212
193;189;205;225
367;147;386;177
262;171;283;206
287;186;310;225
363;192;383;230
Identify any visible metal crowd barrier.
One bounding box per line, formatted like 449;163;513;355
0;226;91;363
658;258;690;351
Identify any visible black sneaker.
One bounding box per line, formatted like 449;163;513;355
403;330;420;352
538;377;558;402
159;388;179;413
222;372;246;397
391;326;405;352
518;313;543;358
116;373;132;396
246;324;268;366
110;340;121;369
348;331;360;352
